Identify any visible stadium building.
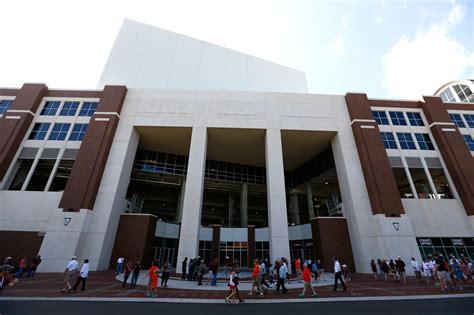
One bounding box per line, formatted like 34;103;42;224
0;19;473;273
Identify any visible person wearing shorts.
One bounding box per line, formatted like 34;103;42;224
299;263;318;298
146;261;159;297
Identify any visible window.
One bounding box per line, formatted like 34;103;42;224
428;168;453;199
440;88;456;102
28;123;51;140
59;101;79;116
48;123;71;141
49;160;75;191
463;114;474;128
40;101;60;116
0;100;12;115
79;102;98;116
26;159;56;191
381;132;398;149
450;114;466;128
391;167;414;198
372;111;389;125
415;133;435;150
396;133;416;149
407;112;425;126
69;124;88;141
409;168;434;199
389;111;407;125
463;135;474;151
8;159;34;190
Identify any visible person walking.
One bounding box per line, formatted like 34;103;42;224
422;258;431;283
123;261;132;288
181;257;188;280
333;257;347;292
370;259;377;279
27;255;41;278
295;258;302;282
222;256;230;278
72;259;89;291
316;259;324;281
161;260;170;288
1;265;18;293
130;260;142;289
146;261;159;297
116;257;124;275
197;261;205;286
225;268;238;304
395;257;407;284
299;263;318;298
15;257;27;278
62;256;79;293
260;259;270;292
210;258;218;286
248;259;263;297
411;257;422;283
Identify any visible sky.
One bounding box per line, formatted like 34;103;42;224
1;0;473;100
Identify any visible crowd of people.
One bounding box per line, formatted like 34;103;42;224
370;254;473;292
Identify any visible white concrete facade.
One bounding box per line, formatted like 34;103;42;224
98;19;308;94
1;88;473;273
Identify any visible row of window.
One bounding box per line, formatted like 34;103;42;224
449;113;474;128
28;123;88;141
373;111;425;126
381;132;434;150
40;101;97;117
0;100;13;115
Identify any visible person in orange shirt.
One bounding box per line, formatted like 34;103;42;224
295;258;302;283
146;261;159;298
248;259;263;297
299;263;318;298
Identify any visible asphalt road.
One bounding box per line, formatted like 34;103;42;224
0;298;473;315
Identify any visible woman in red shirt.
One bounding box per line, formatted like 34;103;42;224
146;261;159;298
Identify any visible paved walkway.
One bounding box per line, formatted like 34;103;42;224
2;271;473;301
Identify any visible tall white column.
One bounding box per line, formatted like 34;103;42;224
306;183;315;219
265;128;291;263
240;183;248;227
175;178;186;222
175;127;207;268
290;191;300;225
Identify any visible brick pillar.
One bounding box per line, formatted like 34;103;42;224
109;214;157;269
311;217;355;272
421;96;474;216
247;225;256;266
211;225;220;262
0;84;47;180
345;93;405;217
59;86;127;212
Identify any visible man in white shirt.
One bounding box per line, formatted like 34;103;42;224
411;257;422;283
73;259;89;291
333;257;347;292
116;257;124;275
62;256;79;292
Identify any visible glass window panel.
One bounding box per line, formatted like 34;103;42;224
392;167;414;198
59;101;80;116
40;101;60;116
79;102;98;116
428;168;453;199
48;123;71;141
415;133;435;150
381;132;398;149
389;111;407;125
396;132;416;150
464;114;474;128
409;168;434;198
372;111;389;125
28;123;51;140
463;135;474;151
49;160;74;191
449;113;466;128
407;112;425;126
69;124;88;141
0;100;12;115
8;159;34;190
26;159;55;191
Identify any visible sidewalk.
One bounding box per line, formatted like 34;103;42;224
2;271;473;300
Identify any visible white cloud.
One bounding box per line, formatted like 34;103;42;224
325;34;344;56
376;16;384;24
342;13;350;31
381;2;473;99
447;1;465;25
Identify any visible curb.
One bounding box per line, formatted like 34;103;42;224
1;293;473;304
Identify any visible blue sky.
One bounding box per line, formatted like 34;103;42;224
1;0;472;99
